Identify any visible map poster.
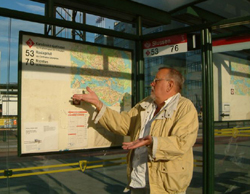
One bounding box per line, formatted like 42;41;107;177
18;31;132;155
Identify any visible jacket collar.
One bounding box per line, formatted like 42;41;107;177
139;97;154;110
139;93;181;119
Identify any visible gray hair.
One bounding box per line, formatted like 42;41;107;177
158;67;185;91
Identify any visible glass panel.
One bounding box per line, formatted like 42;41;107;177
213;37;250;121
213;34;250;193
55;7;136;36
144;51;202;109
54;9;137;43
214;121;250;193
0;0;44;15
54;27;135;48
144;48;203;193
86;13;117;31
0;16;11;193
2;152;128;193
0;15;134;193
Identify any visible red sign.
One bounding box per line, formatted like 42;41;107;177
26;38;34;48
143;34;187;58
143;34;187;49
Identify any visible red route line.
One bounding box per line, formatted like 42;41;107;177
68;111;87;113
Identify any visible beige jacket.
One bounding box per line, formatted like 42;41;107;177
95;93;199;193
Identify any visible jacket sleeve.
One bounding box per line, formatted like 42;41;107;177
96;104;140;137
152;100;199;161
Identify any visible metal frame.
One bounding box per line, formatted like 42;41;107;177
1;1;250;193
201;28;214;194
35;0;171;27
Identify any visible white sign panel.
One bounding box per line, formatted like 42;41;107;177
143;34;187;58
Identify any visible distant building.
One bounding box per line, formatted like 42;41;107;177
0;84;18;117
95;34;114;46
113;21;136;49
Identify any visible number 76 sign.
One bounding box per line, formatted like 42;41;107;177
143;34;187;58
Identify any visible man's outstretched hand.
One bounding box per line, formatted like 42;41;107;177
122;135;152;150
72;87;103;111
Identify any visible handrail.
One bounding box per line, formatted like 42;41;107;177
0;156;204;179
214;127;250;138
0;157;126;179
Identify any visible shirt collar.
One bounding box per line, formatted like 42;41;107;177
157;95;174;110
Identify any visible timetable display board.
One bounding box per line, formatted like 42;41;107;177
18;32;132;155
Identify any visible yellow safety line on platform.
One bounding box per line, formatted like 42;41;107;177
0;157;127;179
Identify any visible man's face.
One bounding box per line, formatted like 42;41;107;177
150;69;170;101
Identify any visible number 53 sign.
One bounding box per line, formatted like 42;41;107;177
143;34;187;58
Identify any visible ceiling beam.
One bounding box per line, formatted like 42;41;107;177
33;0;171;27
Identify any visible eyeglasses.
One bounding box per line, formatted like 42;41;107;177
152;78;171;83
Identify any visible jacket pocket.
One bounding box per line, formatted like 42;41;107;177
157;160;191;192
160;159;187;173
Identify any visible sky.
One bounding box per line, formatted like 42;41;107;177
0;0;116;84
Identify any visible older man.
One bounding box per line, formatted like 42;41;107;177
72;67;199;194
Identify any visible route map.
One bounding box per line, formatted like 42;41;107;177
19;32;132;155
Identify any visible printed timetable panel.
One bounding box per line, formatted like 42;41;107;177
18;31;132;155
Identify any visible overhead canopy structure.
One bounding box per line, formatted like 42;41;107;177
32;0;171;27
28;0;250;40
